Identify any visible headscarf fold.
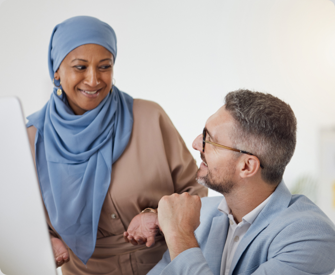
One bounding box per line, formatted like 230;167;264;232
27;16;133;264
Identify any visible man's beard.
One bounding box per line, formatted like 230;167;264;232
196;166;235;194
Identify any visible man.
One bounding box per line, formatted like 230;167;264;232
147;89;335;275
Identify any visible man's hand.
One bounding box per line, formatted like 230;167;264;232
123;211;159;247
158;193;201;260
51;237;69;267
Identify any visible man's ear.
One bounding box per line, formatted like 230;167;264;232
239;155;261;179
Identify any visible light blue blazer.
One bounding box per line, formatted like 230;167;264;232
148;181;335;275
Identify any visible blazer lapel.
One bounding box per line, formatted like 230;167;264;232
203;214;229;275
229;181;292;275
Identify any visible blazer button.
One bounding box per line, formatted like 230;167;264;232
111;213;118;219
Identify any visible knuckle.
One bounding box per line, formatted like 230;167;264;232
181;192;190;197
159;196;168;204
194;195;201;202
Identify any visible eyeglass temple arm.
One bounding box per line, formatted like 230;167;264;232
203;139;264;168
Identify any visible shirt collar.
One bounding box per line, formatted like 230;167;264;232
218;194;273;225
218;195;230;215
242;194;272;224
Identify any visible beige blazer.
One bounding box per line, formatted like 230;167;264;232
27;99;207;275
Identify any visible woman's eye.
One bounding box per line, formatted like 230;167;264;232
74;65;86;70
100;65;112;70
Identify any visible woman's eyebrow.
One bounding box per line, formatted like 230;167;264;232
71;58;113;63
71;58;88;63
100;58;113;62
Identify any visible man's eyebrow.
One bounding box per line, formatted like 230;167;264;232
204;127;214;140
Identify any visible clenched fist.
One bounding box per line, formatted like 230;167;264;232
157;193;201;260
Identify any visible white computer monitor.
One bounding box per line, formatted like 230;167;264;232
0;97;56;275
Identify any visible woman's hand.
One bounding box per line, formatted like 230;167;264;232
123;211;159;247
51;236;69;267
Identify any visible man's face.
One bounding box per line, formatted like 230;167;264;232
192;106;239;194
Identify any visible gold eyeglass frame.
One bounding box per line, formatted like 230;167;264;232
202;128;264;169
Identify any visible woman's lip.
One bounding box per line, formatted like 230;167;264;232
78;88;102;98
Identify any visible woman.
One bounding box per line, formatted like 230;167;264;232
26;16;207;275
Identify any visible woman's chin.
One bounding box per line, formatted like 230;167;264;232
69;100;101;115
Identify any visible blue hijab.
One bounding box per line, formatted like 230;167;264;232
27;16;133;264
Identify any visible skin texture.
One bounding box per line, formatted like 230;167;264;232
157;193;201;261
51;237;69;267
123;212;160;247
54;44;114;115
193;105;249;194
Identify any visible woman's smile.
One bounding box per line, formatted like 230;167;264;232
54;44;114;115
78;88;103;97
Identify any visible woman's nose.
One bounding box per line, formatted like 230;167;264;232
192;134;203;152
84;68;100;87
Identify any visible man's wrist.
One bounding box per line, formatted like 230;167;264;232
165;231;199;261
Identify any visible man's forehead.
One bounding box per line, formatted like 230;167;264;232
205;105;235;140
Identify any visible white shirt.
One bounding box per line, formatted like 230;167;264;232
219;194;272;275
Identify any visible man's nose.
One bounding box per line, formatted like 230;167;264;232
192;134;203;152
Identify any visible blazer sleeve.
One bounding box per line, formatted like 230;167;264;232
251;216;335;275
148;198;224;275
148;248;214;275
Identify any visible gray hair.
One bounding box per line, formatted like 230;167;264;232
225;89;297;185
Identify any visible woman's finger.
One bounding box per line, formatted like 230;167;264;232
136;237;145;245
146;236;156;248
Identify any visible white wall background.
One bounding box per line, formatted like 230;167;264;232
0;0;335;194
1;0;335;196
0;0;335;274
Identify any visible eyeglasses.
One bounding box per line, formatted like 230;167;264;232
202;128;264;169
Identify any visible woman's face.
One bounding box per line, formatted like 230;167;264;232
54;44;114;115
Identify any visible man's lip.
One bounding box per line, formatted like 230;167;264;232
200;161;208;168
200;155;208;167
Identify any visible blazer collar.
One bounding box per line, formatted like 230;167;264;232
229;180;292;275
